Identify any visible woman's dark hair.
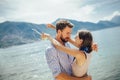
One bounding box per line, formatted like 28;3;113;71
78;30;93;53
56;20;74;32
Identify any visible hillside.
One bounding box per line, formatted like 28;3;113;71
0;15;120;48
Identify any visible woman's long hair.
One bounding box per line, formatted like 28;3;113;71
78;30;93;53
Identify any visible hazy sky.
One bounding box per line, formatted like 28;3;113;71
0;0;120;24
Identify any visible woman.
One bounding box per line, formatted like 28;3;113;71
42;24;97;77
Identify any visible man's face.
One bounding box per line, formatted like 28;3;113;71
59;26;72;43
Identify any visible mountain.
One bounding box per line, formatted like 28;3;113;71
110;15;120;25
53;15;120;34
0;15;120;48
0;21;55;48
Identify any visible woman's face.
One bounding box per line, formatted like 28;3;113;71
75;35;83;47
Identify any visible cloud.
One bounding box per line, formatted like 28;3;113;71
0;0;119;23
0;0;86;23
0;17;6;23
103;11;120;20
65;5;95;22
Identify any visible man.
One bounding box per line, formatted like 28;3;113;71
45;20;91;80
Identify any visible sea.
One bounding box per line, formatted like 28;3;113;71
0;27;120;80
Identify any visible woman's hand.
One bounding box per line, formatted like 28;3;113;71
92;43;98;52
41;33;50;40
41;33;61;46
46;24;56;29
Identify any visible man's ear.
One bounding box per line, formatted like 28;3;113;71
57;30;61;36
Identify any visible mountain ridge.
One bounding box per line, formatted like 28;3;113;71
0;15;120;48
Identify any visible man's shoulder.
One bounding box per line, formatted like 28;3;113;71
45;44;57;55
46;44;55;51
65;42;71;48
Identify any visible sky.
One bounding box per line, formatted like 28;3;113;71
0;0;120;24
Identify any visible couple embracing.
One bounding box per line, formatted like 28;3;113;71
41;20;97;80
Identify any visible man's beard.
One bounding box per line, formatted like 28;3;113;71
60;35;69;43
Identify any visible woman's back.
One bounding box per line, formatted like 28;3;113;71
72;52;92;77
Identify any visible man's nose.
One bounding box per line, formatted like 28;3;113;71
68;33;71;37
67;35;70;39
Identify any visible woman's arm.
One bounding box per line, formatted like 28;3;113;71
46;24;80;48
69;38;98;52
41;33;84;57
53;40;86;65
41;33;86;65
68;38;80;48
54;41;83;58
46;24;98;52
46;24;56;29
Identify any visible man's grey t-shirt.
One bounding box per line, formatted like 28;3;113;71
45;43;74;79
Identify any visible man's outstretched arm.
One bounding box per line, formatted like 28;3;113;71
56;73;92;80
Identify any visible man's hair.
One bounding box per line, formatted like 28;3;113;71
56;20;74;32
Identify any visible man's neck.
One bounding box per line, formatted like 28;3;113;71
55;36;65;46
